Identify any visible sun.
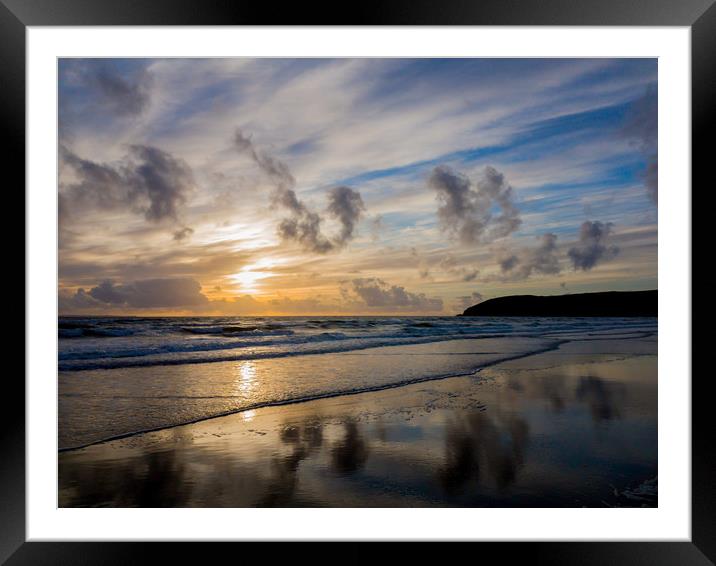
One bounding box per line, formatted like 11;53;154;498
229;257;282;292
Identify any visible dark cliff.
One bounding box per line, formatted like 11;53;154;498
460;290;657;317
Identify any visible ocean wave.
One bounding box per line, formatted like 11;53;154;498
58;316;657;371
58;333;518;371
180;325;294;336
59;327;135;338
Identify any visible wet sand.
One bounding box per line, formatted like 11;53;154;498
58;335;657;507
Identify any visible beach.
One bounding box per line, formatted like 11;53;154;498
58;319;657;507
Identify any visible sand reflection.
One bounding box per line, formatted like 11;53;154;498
59;344;657;507
439;412;529;494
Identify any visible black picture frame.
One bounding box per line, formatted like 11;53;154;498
5;0;707;562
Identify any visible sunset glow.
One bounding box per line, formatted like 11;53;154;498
58;58;657;316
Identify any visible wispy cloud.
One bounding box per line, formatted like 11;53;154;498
58;58;658;314
234;129;365;253
621;86;658;204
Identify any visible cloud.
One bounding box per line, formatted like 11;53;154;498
343;278;443;311
276;209;333;253
172;226;194;241
410;247;432;280
500;254;520;272
528;233;561;274
60;144;195;224
58;288;103;312
439;254;479;282
410;249;479;282
428;165;521;245
370;215;384;241
90;64;153;117
234;129;295;192
234;129;364;253
60;279;209;312
326;186;366;246
60;60;153;123
622;86;657;204
461;269;480;282
499;233;561;280
568;221;619;270
84;278;209;308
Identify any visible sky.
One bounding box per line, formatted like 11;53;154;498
58;58;658;316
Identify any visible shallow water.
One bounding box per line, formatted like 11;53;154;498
59;336;556;449
58;335;657;507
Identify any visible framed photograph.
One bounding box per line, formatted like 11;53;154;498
8;0;708;561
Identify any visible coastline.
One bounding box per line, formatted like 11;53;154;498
59;331;657;508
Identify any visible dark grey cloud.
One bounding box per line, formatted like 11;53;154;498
500;254;520;272
58;287;103;312
235;129;364;253
534;234;561;274
568;221;619;271
327;186;366;246
172;226;194;241
622;86;657;204
88;280;127;304
499;233;561;281
344;278;443;311
90;65;153;117
172;226;194;242
131;146;194;222
276;210;334;254
60;144;195;224
428;165;521;245
86;278;208;308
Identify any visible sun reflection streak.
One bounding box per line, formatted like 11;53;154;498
236;361;258;394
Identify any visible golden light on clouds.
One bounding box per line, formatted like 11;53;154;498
229;257;284;293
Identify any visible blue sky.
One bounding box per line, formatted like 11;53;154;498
58;58;657;315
